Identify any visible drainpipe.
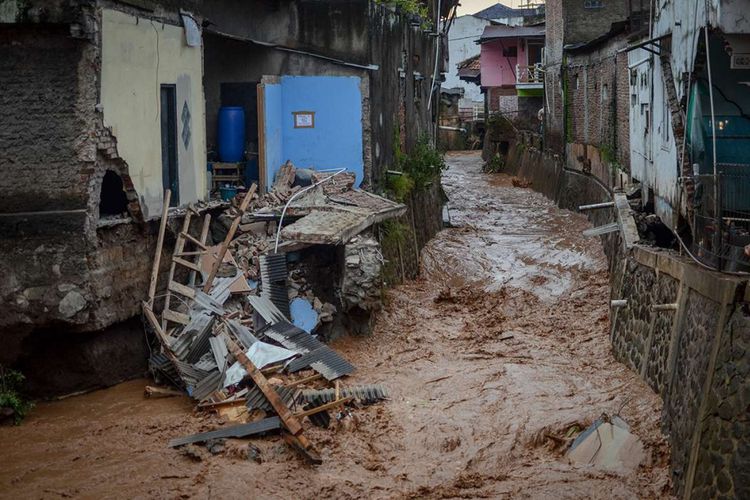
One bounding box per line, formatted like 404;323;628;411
427;0;441;114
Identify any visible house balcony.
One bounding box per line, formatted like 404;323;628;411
515;63;544;97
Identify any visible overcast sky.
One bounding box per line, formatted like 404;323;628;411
456;0;523;15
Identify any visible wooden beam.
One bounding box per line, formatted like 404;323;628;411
223;334;302;435
294;396;353;419
181;231;208;249
147;189;171;309
162;308;190;326
168;281;196;299
173;257;202;273
284;373;323;388
202;183;257;293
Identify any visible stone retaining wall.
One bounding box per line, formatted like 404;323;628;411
500;133;750;499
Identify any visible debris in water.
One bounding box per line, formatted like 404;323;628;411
567;415;645;474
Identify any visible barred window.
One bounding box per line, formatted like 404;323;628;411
584;0;604;8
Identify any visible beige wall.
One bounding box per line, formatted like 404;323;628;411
101;8;206;219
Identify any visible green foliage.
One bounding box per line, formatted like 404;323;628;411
387;172;415;202
0;365;33;425
484;154;505;173
399;133;446;188
381;219;409;248
376;0;432;29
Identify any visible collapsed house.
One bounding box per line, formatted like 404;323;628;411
0;0;457;394
141;166;401;461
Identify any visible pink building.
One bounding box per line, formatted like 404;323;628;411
478;24;545;118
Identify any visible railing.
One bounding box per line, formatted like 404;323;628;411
458;104;485;122
691;166;750;272
515;63;544;84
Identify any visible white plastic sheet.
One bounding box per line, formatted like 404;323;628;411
223;341;297;388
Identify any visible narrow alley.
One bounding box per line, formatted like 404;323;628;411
0;152;671;498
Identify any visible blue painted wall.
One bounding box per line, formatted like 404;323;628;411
262;76;364;189
263;83;283;190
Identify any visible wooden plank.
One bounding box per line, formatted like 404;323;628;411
284;373;323;388
144;386;184;398
142;303;173;348
147;189;171;308
174;251;206;257
180;231;208;249
162;209;193;331
162;308;190;326
282;432;322;465
173;257;202;273
168;280;196;299
223;334;302;434
202;183;257;293
294;397;353;419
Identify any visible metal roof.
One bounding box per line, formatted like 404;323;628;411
479;24;545;42
474;3;540;20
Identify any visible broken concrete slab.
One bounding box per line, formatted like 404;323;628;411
567;416;645;474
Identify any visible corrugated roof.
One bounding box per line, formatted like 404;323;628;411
474;3;540;20
480;24;545;41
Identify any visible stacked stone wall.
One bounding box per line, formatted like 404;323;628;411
499;129;749;500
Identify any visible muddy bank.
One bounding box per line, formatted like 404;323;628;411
0;151;671;498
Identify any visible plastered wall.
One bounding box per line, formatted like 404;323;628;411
101;8;206;219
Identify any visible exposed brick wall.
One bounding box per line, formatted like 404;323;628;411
562;0;628;45
0;25;94;212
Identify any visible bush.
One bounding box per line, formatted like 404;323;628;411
399;134;446;188
387;172;416;202
0;365;33;425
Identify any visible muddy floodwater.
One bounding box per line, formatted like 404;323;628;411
0;151;671;499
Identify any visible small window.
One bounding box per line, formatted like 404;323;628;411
584;0;603;8
502;46;517;57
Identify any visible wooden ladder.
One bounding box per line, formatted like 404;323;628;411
161;206;212;334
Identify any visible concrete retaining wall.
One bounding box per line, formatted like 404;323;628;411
502;133;750;499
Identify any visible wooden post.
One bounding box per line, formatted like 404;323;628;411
202;184;257;293
222;333;321;464
147;190;171;309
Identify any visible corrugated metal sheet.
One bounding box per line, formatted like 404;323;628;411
262;321;320;353
300;384;388;405
245;384;300;412
259;253;290;318
263;323;355;381
174;360;211;387
247;295;288;325
227;320;258;350
168;416;282;448
191;369;223;401
209;336;228;368
149;351;182;387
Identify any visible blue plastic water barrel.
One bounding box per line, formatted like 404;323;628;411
217;106;245;162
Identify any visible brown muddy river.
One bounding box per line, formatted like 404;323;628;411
0;151;671;499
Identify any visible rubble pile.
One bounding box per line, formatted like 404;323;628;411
141;165;404;462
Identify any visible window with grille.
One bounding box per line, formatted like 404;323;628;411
584;0;603;8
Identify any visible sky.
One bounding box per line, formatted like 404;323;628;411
456;0;524;15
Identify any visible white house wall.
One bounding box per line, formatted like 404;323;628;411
444;15;490;105
101;8;207;219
